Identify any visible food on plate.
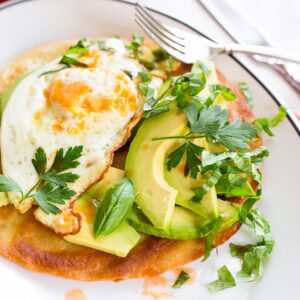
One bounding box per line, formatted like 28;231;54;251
0;35;285;283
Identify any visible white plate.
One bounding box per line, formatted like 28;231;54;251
0;1;299;299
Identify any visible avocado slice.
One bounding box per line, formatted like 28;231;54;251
128;199;241;240
163;137;219;219
64;167;140;257
125;109;187;229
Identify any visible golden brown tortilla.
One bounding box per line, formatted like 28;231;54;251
0;39;260;281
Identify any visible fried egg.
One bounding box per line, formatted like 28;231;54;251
1;38;161;235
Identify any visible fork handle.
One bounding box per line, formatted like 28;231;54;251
224;44;300;64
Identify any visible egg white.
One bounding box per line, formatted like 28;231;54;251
0;38;159;234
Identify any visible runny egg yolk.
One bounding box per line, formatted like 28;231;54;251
44;69;137;117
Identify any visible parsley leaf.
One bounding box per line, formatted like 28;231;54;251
0;175;23;194
172;271;190;288
239;82;254;108
185;103;227;134
215;119;257;151
32;147;47;176
51;146;83;172
166;141;204;179
254;106;286;136
208;265;236;292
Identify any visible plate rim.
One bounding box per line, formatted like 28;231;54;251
1;0;299;137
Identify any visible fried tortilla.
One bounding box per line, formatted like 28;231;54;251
0;39;260;280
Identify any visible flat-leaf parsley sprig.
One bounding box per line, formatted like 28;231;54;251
0;146;83;214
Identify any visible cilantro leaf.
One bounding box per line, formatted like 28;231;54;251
210;84;236;101
208;265;236;292
172;271;190;288
0;175;23;194
254;106;286;136
214;119;257;151
51;146;83;172
32;147;47;176
138;70;152;82
239;82;254;108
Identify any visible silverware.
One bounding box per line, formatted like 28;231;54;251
198;0;300;92
135;3;300;65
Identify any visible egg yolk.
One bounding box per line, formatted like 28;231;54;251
44;70;137;117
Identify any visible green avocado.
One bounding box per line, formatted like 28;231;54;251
125;108;187;229
163;137;218;219
128;199;241;240
64;167;140;257
125;62;222;228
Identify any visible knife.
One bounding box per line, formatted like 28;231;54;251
198;0;300;93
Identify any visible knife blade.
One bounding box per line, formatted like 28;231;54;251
198;0;300;93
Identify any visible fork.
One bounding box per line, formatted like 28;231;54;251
135;3;300;64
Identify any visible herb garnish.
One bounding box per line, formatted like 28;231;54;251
0;146;82;214
172;271;190;288
230;208;275;282
93;178;136;237
239;82;254;108
153;103;257;151
254;106;287;136
208;265;236;292
39;39;89;77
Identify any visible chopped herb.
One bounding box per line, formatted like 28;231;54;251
239;82;254;108
152;48;170;62
208;265;236;292
254;106;287;136
125;34;144;54
59;55;88;68
192;169;222;201
143;104;170;119
202;217;223;261
93;178;136;237
66;39;89;55
230;209;275;282
172;271;190;288
210;84;236;101
0;146;82;214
